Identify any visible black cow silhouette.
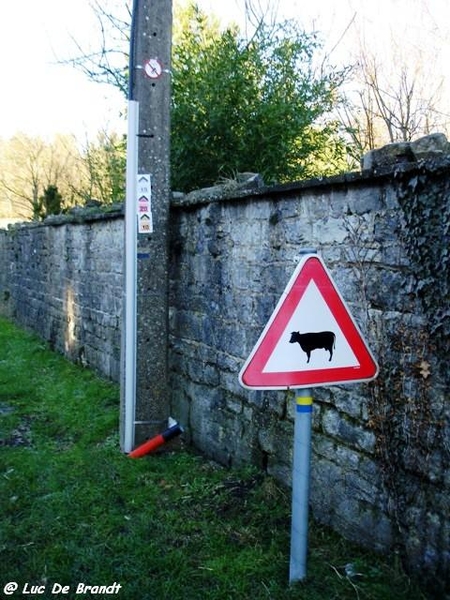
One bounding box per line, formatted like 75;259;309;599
289;331;336;363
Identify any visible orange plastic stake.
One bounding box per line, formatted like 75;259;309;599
128;423;183;458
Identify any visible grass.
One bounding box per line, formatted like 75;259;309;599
0;316;427;600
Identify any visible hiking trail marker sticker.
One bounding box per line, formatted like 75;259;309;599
239;254;378;390
136;174;153;234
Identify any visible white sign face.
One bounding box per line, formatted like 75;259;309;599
263;280;359;373
143;58;163;79
136;174;153;233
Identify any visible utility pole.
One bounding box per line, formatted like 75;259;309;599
121;0;172;451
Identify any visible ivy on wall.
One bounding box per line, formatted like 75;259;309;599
367;160;450;595
395;160;450;373
342;160;450;595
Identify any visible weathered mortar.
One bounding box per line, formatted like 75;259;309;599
0;153;448;597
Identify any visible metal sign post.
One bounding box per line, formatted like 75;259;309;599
121;99;139;453
290;389;313;582
239;250;378;583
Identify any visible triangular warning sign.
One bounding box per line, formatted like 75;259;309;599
239;254;378;390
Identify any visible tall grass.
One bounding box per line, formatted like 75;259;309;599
0;317;426;599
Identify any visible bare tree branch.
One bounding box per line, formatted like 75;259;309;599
59;0;130;96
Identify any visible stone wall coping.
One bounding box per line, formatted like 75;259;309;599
171;155;450;209
6;203;124;230
6;155;450;228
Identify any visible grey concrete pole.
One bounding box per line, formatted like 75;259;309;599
121;0;172;449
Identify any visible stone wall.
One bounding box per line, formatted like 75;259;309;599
0;157;448;597
168;164;450;596
0;208;124;380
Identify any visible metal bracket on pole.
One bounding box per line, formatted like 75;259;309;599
289;388;313;583
121;99;139;454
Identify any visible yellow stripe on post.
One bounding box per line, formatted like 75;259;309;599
296;396;313;412
296;396;313;405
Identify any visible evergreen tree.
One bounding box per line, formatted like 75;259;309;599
34;185;63;220
65;1;351;192
171;5;348;190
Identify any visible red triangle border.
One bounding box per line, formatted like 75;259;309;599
239;255;378;389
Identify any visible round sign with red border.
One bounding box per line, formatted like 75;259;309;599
143;58;163;79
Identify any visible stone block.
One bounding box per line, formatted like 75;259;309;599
362;141;415;170
410;132;449;160
322;407;376;453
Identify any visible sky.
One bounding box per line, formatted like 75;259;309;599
0;0;449;142
0;0;126;141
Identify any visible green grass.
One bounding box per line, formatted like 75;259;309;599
0;316;427;600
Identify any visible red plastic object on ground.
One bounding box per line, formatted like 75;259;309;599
128;423;183;458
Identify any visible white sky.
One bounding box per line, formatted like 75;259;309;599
0;0;126;141
0;0;449;142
